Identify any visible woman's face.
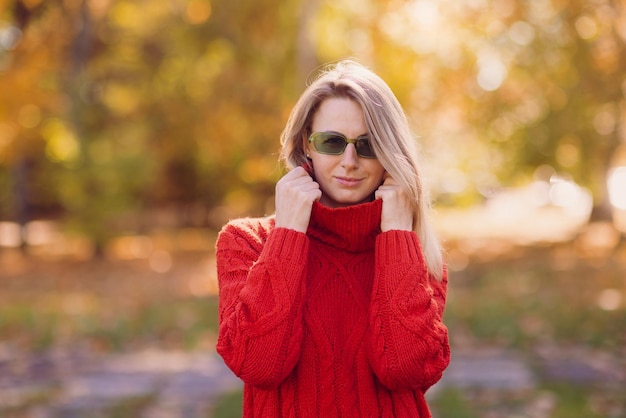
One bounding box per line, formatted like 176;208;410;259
307;97;386;208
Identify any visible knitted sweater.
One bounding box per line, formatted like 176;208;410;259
216;199;450;417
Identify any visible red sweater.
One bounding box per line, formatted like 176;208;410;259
216;199;450;417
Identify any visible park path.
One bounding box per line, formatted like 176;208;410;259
1;342;621;418
0;346;240;417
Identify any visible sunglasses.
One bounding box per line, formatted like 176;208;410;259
308;131;377;159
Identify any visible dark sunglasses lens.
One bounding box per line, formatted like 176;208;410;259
356;137;375;158
316;134;346;154
311;132;377;158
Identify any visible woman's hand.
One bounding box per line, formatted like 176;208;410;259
375;174;414;232
275;166;322;233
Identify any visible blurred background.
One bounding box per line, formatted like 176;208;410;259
0;0;625;417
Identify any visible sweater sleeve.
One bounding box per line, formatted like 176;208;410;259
215;221;308;388
367;230;450;391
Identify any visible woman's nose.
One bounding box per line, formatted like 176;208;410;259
341;143;359;168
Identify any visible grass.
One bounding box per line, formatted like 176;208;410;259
106;394;158;418
0;236;624;417
0;252;220;353
210;390;244;418
429;239;626;418
445;242;626;350
430;384;626;418
430;388;481;418
0;293;219;352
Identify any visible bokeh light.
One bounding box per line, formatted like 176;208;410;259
1;1;626;415
608;166;626;210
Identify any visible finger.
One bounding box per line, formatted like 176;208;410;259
279;169;312;187
375;185;403;201
290;175;318;189
286;166;308;178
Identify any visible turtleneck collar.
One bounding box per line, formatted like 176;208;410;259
306;199;382;252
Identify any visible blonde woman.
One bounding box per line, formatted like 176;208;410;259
216;60;449;417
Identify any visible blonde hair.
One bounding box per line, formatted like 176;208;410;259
279;60;444;280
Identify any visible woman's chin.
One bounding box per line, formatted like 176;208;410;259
319;192;375;208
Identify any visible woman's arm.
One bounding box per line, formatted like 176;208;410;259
367;230;450;391
216;222;308;388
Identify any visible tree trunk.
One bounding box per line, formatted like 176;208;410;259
11;157;30;251
589;128;623;223
296;0;321;84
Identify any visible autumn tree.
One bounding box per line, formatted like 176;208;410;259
1;0;625;249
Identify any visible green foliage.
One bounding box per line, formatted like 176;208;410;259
430;384;624;418
1;242;624;416
210;390;244;418
106;395;158;418
0;288;220;352
542;384;605;418
446;253;626;351
430;388;479;418
1;0;625;240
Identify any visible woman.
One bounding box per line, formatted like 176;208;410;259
216;60;449;417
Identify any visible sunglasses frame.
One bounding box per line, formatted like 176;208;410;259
308;131;377;159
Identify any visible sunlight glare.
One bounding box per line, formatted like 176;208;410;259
548;176;593;221
575;15;597;40
597;288;621;311
529;181;551;207
509;21;535;46
493;0;515;18
608;166;626;210
150;250;172;273
0;222;21;247
477;52;507;91
25;221;59;246
438;169;468;194
0;24;21;50
593;108;616;135
408;0;440;28
380;0;445;55
549;177;580;208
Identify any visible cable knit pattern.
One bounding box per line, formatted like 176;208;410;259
216;199;450;417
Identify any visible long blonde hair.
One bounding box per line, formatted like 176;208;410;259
279;60;444;280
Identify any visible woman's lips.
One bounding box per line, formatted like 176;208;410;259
335;176;363;187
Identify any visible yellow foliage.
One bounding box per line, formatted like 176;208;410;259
186;0;212;25
102;83;141;115
42;118;80;165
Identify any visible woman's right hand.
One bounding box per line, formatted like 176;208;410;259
274;166;322;233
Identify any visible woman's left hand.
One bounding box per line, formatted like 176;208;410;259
375;174;414;232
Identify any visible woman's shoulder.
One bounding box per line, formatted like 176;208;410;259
217;215;276;248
